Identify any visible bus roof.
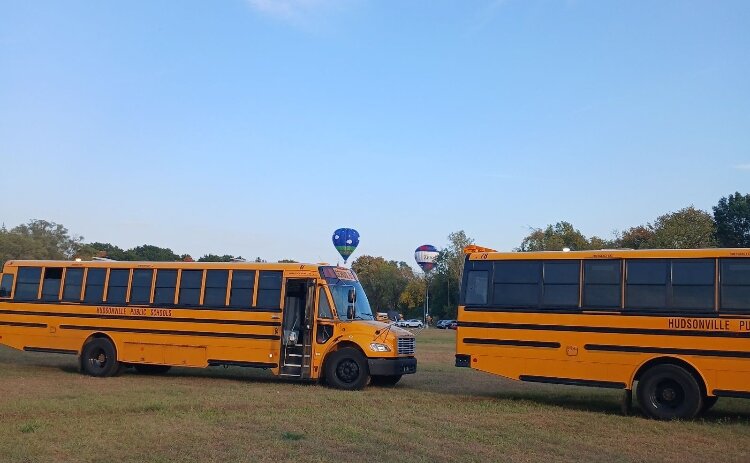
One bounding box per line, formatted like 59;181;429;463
2;260;332;271
464;247;750;261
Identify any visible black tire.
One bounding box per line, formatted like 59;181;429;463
134;364;172;375
324;347;369;390
80;337;122;377
370;375;402;387
637;364;703;420
702;396;719;413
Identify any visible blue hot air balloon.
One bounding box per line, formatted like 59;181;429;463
332;228;360;263
415;244;439;272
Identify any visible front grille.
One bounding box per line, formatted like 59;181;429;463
397;337;415;355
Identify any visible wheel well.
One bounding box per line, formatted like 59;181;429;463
81;332;117;354
633;357;707;396
322;341;367;371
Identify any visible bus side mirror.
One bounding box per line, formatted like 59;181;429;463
347;304;356;320
348;288;356;303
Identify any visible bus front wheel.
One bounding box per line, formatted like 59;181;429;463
80;337;123;377
637;364;703;420
324;348;369;390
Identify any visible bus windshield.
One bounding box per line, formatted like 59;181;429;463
328;281;374;321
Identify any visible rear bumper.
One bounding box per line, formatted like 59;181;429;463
368;357;417;376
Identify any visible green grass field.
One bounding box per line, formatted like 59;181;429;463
1;329;749;462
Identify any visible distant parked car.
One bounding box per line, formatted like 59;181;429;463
396;319;424;328
436;320;455;329
449;321;458;330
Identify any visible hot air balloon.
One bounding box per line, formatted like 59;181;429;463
332;228;360;263
414;245;439;272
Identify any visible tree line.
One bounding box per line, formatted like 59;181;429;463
1;192;747;321
519;192;750;251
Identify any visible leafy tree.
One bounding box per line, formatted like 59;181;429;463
713;192;750;247
123;245;180;261
616;226;655;249
649;206;717;249
518;222;592;251
198;254;235;262
87;242;129;260
278;259;298;263
352;255;414;313
0;220;84;267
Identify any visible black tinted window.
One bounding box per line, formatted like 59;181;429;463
129;269;153;305
84;268;106;303
229;270;255;308
464;271;489;305
626;260;668;309
179;270;203;306
15;267;42;301
41;267;64;301
62;268;84;301
256;271;282;308
203;270;228;307
154;269;177;305
672;260;714;311
583;260;621;308
494;261;541;283
492;261;540;307
721;259;750;312
542;261;580;307
1;274;14;298
107;269;129;304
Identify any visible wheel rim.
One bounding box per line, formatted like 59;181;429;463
88;348;108;370
336;359;360;383
650;378;685;410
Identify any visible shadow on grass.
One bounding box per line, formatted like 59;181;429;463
484;389;750;424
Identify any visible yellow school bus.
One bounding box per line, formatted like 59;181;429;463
455;246;750;419
0;260;416;389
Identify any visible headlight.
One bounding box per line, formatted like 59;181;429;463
369;342;391;352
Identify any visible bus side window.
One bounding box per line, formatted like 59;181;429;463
229;270;255;308
492;261;540;307
256;271;282;309
41;267;64;301
0;274;14;298
14;267;42;301
672;259;715;311
318;287;333;319
720;259;750;312
204;270;229;308
130;269;154;305
84;268;106;303
106;269;130;304
154;269;177;305
62;268;84;301
583;260;622;309
178;270;203;306
542;260;580;308
625;260;668;310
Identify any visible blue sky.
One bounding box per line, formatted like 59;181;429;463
1;0;748;266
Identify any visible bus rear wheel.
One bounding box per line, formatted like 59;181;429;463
637;364;702;420
81;338;122;377
134;364;172;375
325;348;369;390
370;375;402;387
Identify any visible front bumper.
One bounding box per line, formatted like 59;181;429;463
368;357;417;376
